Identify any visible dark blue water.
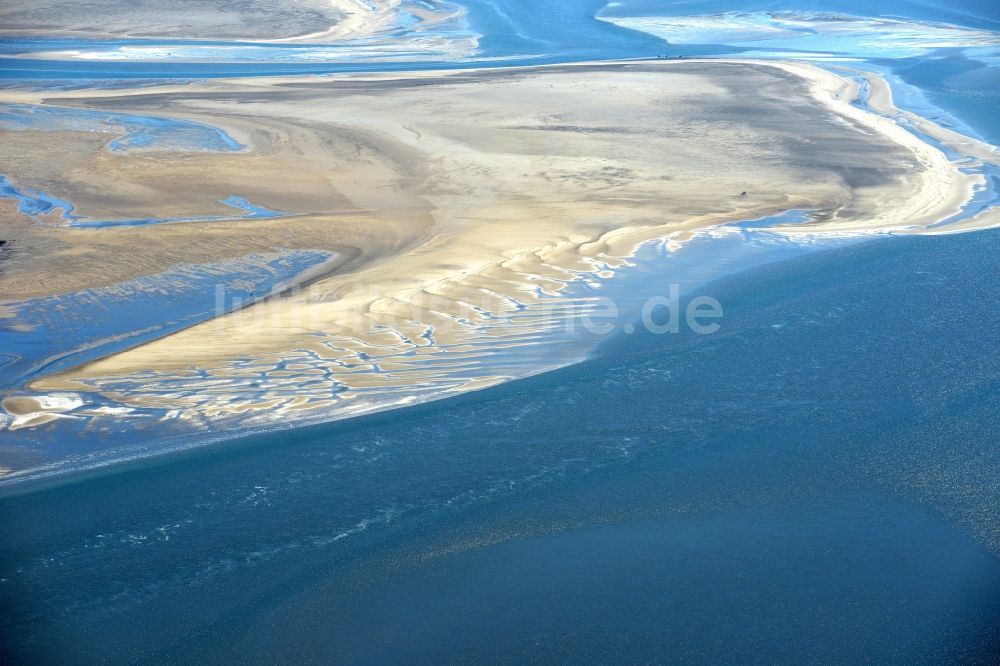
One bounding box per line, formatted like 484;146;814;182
3;228;1000;663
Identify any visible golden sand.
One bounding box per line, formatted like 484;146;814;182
2;60;994;428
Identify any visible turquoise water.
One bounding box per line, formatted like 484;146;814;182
1;1;999;663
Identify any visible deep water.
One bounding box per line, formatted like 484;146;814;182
3;229;1000;663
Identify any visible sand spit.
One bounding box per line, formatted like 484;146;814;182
2;60;995;433
0;0;464;45
1;394;82;431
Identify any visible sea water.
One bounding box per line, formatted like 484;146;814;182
3;223;999;663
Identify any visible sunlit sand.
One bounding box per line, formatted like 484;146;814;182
0;59;992;435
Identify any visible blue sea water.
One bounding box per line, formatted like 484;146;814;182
1;1;1000;663
3;227;1000;663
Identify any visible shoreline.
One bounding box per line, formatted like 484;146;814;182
1;229;878;490
1;58;997;479
0;0;463;45
4;192;999;664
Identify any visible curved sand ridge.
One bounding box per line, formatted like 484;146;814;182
0;0;477;64
0;0;464;44
5;60;997;439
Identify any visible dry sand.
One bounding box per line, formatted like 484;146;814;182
1;59;993;429
0;0;458;44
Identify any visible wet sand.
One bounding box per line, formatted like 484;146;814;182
0;0;475;65
0;0;459;43
2;59;994;434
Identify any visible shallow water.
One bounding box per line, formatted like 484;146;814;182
2;46;996;475
0;250;337;387
0;103;244;152
0;213;865;480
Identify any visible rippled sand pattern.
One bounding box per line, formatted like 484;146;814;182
2;61;991;438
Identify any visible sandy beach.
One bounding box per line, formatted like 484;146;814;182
1;59;994;437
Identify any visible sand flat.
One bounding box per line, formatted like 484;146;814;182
0;0;448;43
2;60;991;428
